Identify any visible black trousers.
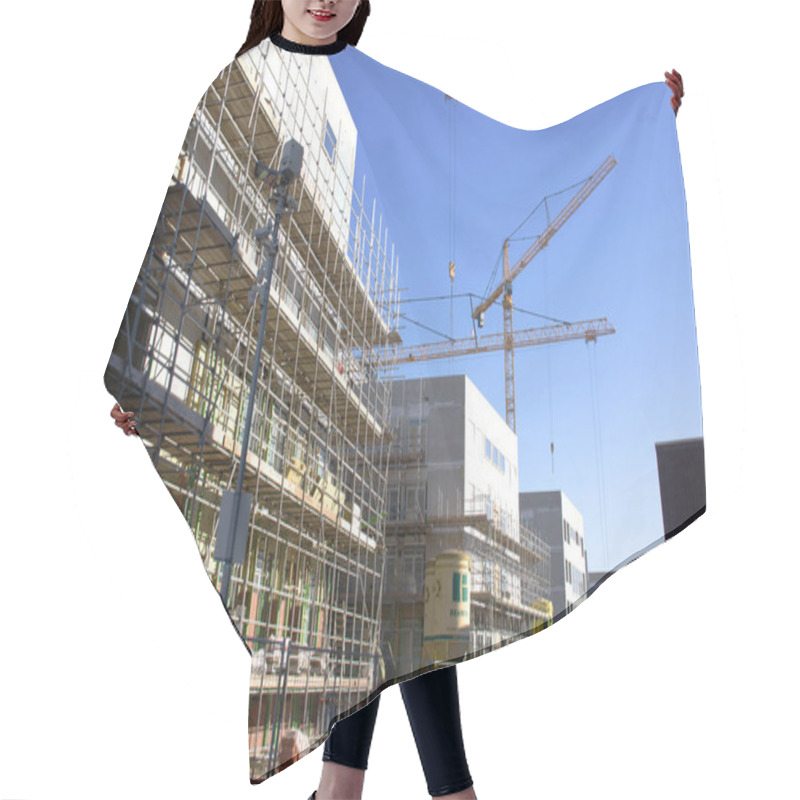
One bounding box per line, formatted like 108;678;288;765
322;665;473;797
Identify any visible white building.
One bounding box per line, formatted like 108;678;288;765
383;375;551;675
104;39;398;781
519;490;588;619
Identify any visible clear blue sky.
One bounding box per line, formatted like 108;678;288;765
332;49;703;571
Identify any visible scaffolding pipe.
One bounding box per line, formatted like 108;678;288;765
221;147;302;609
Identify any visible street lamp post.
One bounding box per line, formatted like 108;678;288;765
218;140;304;611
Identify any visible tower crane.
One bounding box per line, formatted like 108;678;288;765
470;154;617;431
373;318;615;367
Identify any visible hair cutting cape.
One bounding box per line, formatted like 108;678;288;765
104;32;704;783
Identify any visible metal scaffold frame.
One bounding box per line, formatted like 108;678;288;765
381;415;552;676
105;39;400;780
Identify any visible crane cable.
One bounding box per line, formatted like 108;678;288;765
586;336;610;569
447;94;457;366
542;242;556;474
478;171;601;310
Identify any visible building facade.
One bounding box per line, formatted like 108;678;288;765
104;40;399;780
655;437;706;539
519;490;588;619
382;375;552;675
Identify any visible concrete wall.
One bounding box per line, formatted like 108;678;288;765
464;376;520;542
389;375;520;533
520;490;587;618
240;43;357;255
385;375;528;664
655;437;706;539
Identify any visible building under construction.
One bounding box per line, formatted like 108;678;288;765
382;375;552;676
104;40;399;780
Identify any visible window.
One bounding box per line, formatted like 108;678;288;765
409;421;426;448
397;619;422;675
387;487;400;520
384;552;397;593
472;558;487;593
406;485;426;520
253;542;266;587
483;435;506;473
452;571;469;603
113;279;156;373
401;550;424;594
323;119;337;162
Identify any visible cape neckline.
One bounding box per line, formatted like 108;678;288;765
269;31;348;55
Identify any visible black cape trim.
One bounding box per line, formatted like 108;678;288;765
269;31;348;55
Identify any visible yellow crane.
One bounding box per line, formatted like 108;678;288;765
469;154;617;431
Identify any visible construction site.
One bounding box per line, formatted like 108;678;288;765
381;375;553;677
372;152;619;675
104;33;612;782
104;40;400;780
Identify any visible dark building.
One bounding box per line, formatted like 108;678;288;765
655;437;706;540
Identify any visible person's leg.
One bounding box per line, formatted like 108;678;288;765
314;694;381;800
314;667;476;800
399;665;476;799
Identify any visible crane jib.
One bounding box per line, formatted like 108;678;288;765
472;154;617;320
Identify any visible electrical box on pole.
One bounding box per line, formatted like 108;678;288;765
215;489;252;566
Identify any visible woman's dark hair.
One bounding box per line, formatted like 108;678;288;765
236;1;371;58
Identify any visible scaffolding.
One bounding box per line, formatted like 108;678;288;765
381;411;552;677
104;40;399;781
